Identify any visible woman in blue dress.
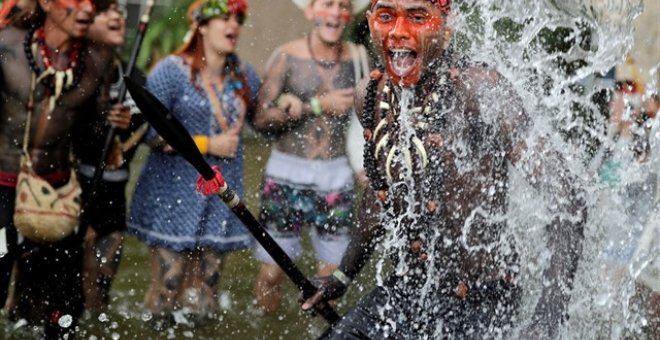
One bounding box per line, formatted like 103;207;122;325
128;0;260;323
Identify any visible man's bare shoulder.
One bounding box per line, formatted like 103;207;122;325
456;65;504;88
0;26;26;46
85;40;114;71
355;77;371;118
454;65;520;110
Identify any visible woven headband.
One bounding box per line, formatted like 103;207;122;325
192;0;247;23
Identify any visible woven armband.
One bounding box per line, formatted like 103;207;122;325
193;135;209;155
332;269;351;287
309;97;322;116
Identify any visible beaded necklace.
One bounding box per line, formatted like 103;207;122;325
23;25;86;112
200;54;246;132
362;57;455;205
201;71;243;131
362;64;456;257
307;34;343;70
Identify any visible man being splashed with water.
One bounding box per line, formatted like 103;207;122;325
303;0;586;338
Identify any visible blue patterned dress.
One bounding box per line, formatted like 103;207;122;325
128;55;260;253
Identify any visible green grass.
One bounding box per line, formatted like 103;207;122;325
1;136;379;339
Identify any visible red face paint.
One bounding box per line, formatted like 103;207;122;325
54;0;95;11
313;8;352;25
369;1;445;87
310;0;353;44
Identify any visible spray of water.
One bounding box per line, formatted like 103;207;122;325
373;0;657;338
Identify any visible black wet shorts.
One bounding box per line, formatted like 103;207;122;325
78;172;128;236
321;275;521;339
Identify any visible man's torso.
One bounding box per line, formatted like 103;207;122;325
272;50;357;160
367;66;528;282
0;26;113;175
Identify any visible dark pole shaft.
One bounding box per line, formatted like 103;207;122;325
124;76;342;324
90;1;155;193
221;193;341;324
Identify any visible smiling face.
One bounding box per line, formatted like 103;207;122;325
42;0;96;38
368;0;448;87
87;2;125;47
305;0;353;44
200;13;242;55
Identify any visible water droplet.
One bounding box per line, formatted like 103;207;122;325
219;290;232;310
58;314;73;328
98;313;109;322
13;318;28;330
141;312;153;322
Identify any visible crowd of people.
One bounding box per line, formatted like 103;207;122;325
0;0;657;339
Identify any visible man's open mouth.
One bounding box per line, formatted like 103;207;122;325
75;18;93;27
388;48;418;76
324;21;343;33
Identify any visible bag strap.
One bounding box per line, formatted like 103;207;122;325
23;70;55;170
21;72;38;169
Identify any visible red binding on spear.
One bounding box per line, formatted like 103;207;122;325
123;76;341;325
91;0;156;192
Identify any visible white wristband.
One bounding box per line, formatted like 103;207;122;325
332;269;351;286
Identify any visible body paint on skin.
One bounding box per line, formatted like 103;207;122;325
369;1;445;86
54;0;95;13
313;9;352;24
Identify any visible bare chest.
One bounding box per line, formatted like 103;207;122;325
369;87;510;227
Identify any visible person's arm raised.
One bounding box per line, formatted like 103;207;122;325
513;138;586;338
486;69;586;338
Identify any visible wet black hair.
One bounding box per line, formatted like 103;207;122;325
94;0;117;13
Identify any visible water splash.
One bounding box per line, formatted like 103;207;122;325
461;0;656;338
373;0;656;339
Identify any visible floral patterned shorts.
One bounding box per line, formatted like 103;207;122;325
258;176;355;239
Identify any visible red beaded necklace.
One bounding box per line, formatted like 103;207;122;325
35;26;82;73
29;26;84;111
